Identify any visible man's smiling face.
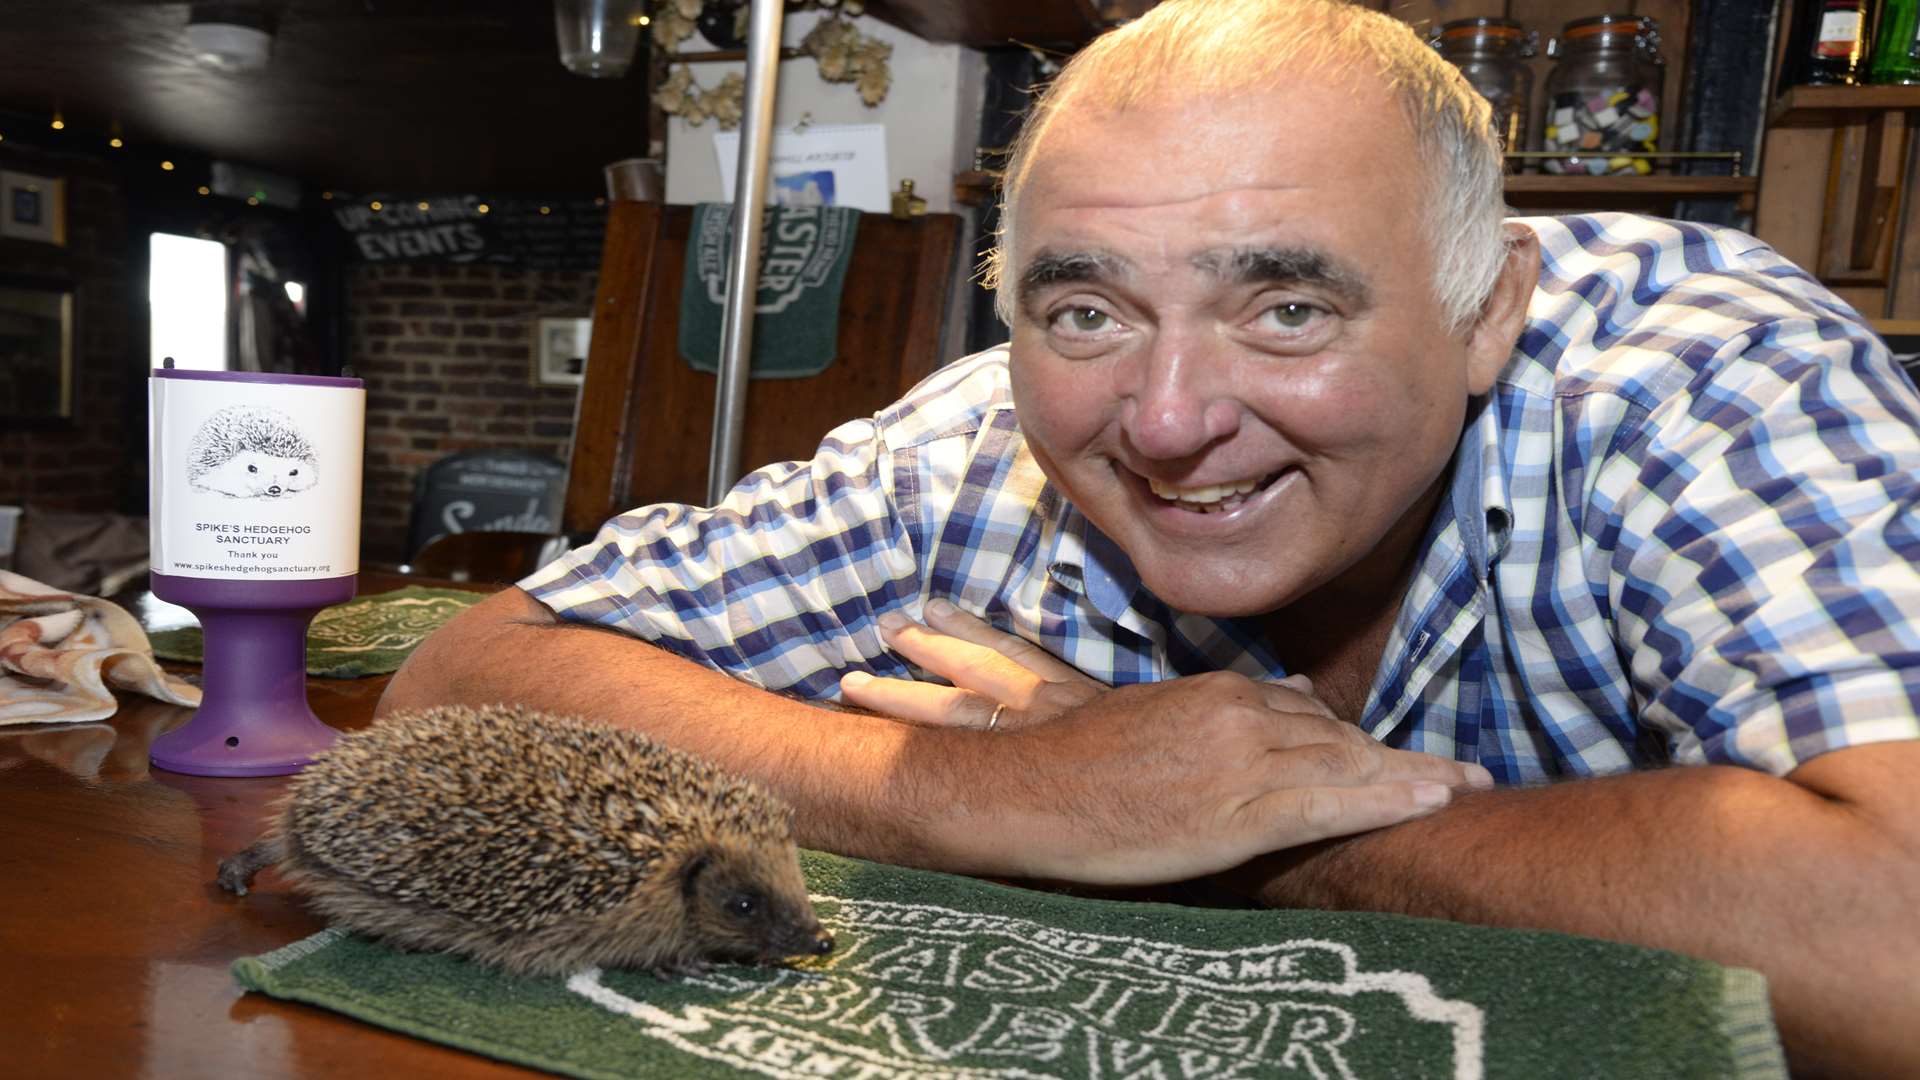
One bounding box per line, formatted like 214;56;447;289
1006;70;1508;618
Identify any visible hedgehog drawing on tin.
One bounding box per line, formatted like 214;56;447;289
187;405;319;500
217;704;835;978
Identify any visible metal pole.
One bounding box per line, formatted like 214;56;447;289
707;0;785;505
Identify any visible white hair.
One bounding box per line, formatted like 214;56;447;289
985;0;1512;336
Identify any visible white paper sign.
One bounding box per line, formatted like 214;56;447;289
714;123;890;213
150;376;365;581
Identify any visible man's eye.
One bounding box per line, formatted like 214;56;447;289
1052;306;1113;334
1265;303;1320;330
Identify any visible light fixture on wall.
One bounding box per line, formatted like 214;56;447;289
185;4;275;74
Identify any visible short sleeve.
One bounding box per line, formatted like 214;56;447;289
1600;318;1920;774
517;415;924;699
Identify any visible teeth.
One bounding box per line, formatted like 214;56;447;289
1148;476;1264;504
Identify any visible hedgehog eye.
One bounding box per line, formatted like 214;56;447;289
247;464;258;473
289;469;299;476
727;893;758;918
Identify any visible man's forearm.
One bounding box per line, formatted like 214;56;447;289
380;589;1495;889
379;587;962;869
1237;753;1920;1077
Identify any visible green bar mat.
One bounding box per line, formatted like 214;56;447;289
149;585;483;678
233;850;1785;1079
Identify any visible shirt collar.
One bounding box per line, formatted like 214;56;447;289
1452;393;1513;577
1036;499;1142;626
1081;516;1142;624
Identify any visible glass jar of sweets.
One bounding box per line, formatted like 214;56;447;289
1541;15;1665;175
1430;17;1538;164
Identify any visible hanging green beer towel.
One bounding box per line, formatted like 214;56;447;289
232;850;1785;1079
148;585;483;678
678;202;862;379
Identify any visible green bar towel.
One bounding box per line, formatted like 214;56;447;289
148;585;483;678
678;203;862;379
233;850;1785;1078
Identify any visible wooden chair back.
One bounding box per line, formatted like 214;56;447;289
563;202;964;534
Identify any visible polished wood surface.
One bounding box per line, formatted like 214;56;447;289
564;201;965;533
0;572;539;1078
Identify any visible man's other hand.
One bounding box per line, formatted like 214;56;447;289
849;602;1493;884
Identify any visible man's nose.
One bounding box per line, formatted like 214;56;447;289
1118;339;1241;460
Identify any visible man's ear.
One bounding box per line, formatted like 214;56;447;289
1463;221;1540;396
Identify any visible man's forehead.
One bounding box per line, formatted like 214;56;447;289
1025;65;1397;167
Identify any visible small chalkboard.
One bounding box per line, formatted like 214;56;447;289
406;449;566;559
333;195;604;271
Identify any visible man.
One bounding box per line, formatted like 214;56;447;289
382;0;1920;1071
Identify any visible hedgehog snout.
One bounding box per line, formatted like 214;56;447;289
772;920;833;960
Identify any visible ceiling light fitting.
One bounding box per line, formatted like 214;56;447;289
185;6;275;73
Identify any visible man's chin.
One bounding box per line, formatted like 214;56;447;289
1134;565;1301;620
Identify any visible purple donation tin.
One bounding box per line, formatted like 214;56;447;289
147;367;365;776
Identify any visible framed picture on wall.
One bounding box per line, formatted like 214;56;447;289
0;171;67;246
0;282;74;420
534;316;591;387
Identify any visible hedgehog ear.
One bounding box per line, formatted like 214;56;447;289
679;850;713;899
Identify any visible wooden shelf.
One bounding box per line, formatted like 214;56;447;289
1503;174;1759;212
953;172;1759;211
1770;85;1920;128
1504;175;1757;195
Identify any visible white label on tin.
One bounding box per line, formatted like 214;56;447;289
150;377;365;580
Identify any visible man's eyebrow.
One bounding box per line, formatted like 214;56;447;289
1015;250;1130;310
1193;247;1373;307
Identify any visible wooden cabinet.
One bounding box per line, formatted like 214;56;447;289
1755;67;1920;320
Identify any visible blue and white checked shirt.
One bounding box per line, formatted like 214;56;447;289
523;214;1920;785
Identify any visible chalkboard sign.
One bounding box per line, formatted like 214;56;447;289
406;449;567;559
333;195;605;270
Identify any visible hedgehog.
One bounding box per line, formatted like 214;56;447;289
187;404;319;500
217;703;833;977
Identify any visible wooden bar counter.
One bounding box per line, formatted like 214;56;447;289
0;573;541;1078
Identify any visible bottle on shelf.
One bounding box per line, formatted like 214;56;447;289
1799;0;1875;86
1868;0;1920;83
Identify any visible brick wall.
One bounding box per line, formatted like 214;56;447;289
0;161;133;514
349;262;595;564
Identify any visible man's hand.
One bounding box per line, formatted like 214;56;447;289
840;597;1331;729
841;600;1493;885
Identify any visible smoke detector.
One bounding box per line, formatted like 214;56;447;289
185;8;274;73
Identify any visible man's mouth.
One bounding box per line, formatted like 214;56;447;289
1146;471;1283;514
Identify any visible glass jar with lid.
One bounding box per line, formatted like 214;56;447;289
1540;15;1665;176
1430;17;1538;166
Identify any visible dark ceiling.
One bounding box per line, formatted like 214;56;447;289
0;1;1120;198
0;1;655;195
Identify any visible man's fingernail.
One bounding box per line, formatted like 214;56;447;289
1413;782;1452;810
926;598;956;617
877;611;908;633
1464;764;1495;789
841;671;872;689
